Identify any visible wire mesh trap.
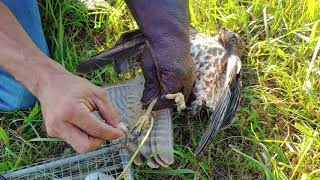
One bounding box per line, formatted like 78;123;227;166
2;141;133;180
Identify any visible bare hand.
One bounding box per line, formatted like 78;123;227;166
0;1;124;154
37;72;124;153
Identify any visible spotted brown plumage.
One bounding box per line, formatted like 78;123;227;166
191;28;245;156
76;27;246;159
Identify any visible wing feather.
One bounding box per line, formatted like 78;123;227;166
220;75;241;129
76;29;145;73
195;55;241;157
194;90;231;157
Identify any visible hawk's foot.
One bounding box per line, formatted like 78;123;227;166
162;92;186;112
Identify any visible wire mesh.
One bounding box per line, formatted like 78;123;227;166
2;140;133;180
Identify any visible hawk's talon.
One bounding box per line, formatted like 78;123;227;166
130;129;140;142
163;92;186;112
130;97;158;141
130;114;150;140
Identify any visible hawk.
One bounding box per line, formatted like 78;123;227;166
77;27;246;166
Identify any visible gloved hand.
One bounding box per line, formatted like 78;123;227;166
124;0;196;110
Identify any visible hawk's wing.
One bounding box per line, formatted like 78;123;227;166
194;55;241;157
76;29;145;73
220;74;241;129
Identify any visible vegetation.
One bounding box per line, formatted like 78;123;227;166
1;0;320;179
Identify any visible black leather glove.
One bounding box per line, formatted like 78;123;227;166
124;0;196;110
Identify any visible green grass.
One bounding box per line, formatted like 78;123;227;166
1;0;320;179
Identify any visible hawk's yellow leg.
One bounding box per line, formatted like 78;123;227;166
131;97;158;139
132;92;186;140
118;99;157;180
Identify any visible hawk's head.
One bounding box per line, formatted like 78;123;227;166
218;27;246;58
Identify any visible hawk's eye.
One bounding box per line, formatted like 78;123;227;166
231;37;237;43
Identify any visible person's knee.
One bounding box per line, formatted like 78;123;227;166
0;70;37;111
0;88;37;111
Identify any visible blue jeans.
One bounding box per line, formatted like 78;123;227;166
0;0;49;111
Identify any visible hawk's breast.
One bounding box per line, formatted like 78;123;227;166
190;33;228;110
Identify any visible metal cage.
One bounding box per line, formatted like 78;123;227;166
2;141;133;180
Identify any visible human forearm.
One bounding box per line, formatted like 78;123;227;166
0;2;124;153
0;2;67;98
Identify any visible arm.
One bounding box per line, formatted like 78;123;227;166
0;2;124;153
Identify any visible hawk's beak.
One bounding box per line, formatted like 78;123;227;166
219;26;227;33
218;27;229;47
218;33;226;47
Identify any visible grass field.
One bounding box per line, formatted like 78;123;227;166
1;0;320;179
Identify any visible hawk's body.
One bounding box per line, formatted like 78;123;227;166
77;27;246;166
189;31;228;113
